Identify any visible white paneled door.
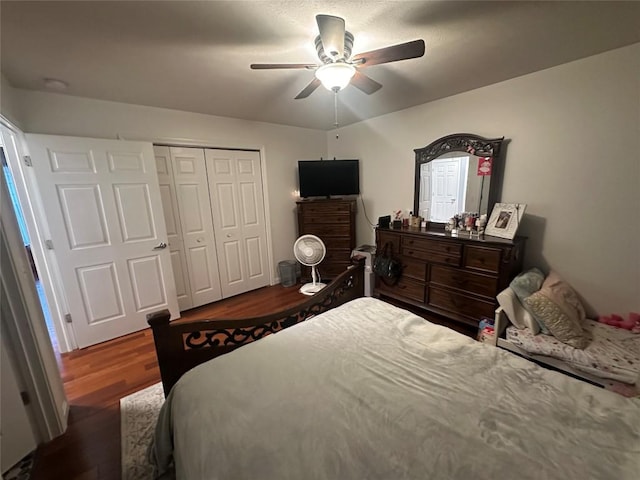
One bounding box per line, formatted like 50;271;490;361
154;146;193;310
169;147;223;307
205;149;269;298
26;134;179;348
430;157;467;223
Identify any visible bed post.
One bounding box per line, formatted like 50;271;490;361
147;309;182;397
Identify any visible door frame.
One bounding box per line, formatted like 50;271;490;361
0;117;76;352
0;134;68;441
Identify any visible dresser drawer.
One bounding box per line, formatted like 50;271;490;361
378;276;425;303
316;237;352;250
402;236;462;256
377;231;401;257
402;246;461;267
428;286;495;321
430;265;498;298
400;257;427;281
301;213;351;224
323;248;352;264
301;223;350;238
299;202;352;215
464;246;501;274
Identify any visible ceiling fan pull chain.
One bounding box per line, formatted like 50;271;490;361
333;90;340;137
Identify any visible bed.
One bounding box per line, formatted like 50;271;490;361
147;265;640;480
493;307;640;395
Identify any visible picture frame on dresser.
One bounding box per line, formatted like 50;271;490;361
485;203;526;239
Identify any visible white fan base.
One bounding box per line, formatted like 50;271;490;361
299;282;327;296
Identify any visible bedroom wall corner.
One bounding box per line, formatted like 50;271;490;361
0;74;25;128
327;43;640;317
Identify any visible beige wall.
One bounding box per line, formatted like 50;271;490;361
8;91;327;280
328;43;640;316
0;74;24;127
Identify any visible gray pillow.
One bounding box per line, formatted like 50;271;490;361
510;268;549;333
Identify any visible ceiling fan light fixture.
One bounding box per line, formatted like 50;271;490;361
315;63;356;92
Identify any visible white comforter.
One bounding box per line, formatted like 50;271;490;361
151;297;640;480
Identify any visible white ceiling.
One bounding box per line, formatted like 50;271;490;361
2;1;639;131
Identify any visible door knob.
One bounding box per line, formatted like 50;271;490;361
153;242;167;250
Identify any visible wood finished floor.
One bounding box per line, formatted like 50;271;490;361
30;283;308;480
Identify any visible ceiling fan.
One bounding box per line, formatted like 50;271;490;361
250;14;425;99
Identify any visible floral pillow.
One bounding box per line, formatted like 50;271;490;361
524;271;589;349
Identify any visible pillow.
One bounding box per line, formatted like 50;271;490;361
510;267;545;299
496;287;540;333
524;271;589;349
509;268;549;333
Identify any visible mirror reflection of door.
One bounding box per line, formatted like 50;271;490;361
422;157;468;222
418;163;431;220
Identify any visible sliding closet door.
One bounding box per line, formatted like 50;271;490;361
170;147;222;307
153;146;193;310
205;149;269;298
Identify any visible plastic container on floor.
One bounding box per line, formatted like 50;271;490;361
278;260;298;287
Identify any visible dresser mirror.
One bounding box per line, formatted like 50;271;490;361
413;133;505;227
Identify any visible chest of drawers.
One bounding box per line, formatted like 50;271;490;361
297;199;356;280
375;227;525;328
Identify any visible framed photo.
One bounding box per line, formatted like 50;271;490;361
485;203;526;239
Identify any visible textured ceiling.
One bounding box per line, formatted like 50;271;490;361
2;1;639;130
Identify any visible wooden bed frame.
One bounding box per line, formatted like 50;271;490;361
147;263;365;396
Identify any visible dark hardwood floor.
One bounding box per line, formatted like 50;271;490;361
30;283;309;480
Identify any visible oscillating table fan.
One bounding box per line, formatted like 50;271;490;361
293;234;326;295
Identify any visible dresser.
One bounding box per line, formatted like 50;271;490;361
297;198;356;280
375;227;525;328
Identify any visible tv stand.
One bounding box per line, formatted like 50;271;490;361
296;198;356;280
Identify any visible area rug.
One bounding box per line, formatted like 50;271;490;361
120;382;164;480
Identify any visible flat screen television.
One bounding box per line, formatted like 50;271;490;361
298;159;360;198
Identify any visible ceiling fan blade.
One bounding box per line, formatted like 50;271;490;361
350;71;382;95
295;78;322;99
352;39;425;67
251;63;317;70
316;14;345;59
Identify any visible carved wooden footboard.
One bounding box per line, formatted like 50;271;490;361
147;263;365;396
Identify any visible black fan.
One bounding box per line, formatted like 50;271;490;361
251;14;425;99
